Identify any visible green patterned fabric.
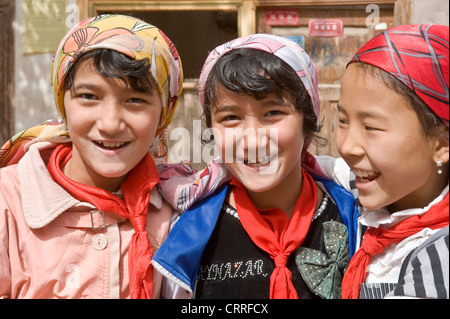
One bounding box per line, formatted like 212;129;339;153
295;221;349;299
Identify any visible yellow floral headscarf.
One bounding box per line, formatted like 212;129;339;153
0;14;183;167
52;14;183;131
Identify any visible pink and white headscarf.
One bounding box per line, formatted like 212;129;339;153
199;33;324;164
199;34;321;132
164;34;326;211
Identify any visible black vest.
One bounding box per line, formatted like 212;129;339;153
195;194;349;299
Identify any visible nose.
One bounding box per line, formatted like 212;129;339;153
96;99;126;134
242;118;271;161
336;126;365;158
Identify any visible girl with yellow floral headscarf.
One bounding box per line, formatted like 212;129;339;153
1;14;182;166
0;14;182;299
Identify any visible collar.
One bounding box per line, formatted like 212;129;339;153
358;185;449;229
19;142;163;229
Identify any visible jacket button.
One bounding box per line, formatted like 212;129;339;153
92;233;108;250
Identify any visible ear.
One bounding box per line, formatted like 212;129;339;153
432;134;449;164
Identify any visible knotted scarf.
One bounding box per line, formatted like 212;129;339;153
230;169;318;299
47;144;160;299
341;193;449;299
349;24;449;125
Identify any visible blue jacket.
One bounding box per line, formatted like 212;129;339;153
152;175;360;294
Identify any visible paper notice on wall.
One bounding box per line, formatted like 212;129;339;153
23;0;67;54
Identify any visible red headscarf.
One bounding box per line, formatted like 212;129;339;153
349;24;449;124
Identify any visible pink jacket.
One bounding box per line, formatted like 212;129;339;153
0;142;174;298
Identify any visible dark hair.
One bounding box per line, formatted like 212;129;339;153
64;48;154;92
202;48;322;142
354;62;449;141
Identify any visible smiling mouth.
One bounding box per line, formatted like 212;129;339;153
94;141;130;150
353;169;381;183
243;156;271;167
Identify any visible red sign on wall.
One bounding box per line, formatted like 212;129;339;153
308;19;344;37
265;8;299;26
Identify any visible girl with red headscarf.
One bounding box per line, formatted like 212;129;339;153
319;24;449;299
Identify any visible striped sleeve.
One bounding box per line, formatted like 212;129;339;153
387;226;449;299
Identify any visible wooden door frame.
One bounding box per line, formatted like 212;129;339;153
76;0;412;42
77;0;254;37
0;0;14;145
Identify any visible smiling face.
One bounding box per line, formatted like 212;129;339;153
62;58;162;192
337;63;447;212
211;86;306;206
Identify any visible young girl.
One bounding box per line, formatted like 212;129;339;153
152;34;359;299
318;24;449;299
0;14;183;298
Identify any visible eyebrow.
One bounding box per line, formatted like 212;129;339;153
73;82;153;94
214;96;287;111
336;103;388;120
263;97;288;107
213;104;239;114
73;83;98;91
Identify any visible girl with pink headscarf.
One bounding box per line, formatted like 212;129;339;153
152;34;359;299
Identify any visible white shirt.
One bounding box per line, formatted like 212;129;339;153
316;156;449;283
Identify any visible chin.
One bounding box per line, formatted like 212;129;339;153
358;197;385;211
237;176;281;194
242;184;274;194
94;166;130;179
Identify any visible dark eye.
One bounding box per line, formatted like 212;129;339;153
365;125;377;131
127;97;145;104
221;115;240;122
79;93;97;100
266;110;283;116
338;117;348;125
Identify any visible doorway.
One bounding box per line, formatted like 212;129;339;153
98;10;238;79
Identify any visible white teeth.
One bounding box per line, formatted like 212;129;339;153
244;156;271;166
97;141;127;148
353;169;381;182
260;156;271;165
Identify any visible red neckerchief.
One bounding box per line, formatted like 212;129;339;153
230;169;318;299
47;144;160;299
342;192;449;299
